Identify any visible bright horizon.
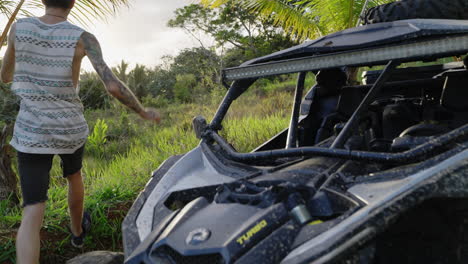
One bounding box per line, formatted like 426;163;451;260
1;0;212;72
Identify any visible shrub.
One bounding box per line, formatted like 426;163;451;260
0;84;18;125
79;72;111;110
174;74;197;103
87;119;108;157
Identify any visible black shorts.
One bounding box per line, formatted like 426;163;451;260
17;145;85;207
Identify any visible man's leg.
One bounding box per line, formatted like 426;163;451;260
16;202;46;264
16;151;53;264
67;170;84;237
61;146;86;237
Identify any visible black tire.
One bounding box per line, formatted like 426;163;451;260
363;0;468;25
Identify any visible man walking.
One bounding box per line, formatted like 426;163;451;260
0;0;160;263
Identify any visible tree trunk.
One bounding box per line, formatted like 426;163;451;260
0;125;18;203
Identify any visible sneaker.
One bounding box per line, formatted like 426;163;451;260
70;211;92;248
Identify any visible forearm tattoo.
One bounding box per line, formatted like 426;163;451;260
81;32;144;114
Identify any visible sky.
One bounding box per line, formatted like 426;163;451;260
1;0;210;71
81;0;210;71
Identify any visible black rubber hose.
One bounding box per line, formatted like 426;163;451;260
208;123;468;164
363;0;468;25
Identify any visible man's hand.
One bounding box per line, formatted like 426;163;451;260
140;108;161;123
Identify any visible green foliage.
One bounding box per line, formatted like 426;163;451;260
79;72;111;110
0;85;17;126
128;64;151;100
79;47;224;109
142;95;171;109
146;67;176;99
107;111;134;140
200;0;394;40
200;0;321;40
112;60;130;84
0;59;17;125
171;47;219;76
169;3;296;57
0;239;15;263
306;0;394;34
174;74;197;103
87;119;108;157
169;47;221;92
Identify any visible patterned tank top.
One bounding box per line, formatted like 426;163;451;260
10;17;89;154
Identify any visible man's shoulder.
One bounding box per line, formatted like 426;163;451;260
16;17;35;24
59;21;86;34
17;17;85;33
79;32;99;43
65;21;85;31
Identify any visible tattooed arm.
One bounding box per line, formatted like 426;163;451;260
80;32;160;122
1;23;15;84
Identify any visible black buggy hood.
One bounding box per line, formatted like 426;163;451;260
242;19;468;66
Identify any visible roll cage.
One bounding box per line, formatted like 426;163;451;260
194;19;468;164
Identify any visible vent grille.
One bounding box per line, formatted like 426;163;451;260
151;246;225;264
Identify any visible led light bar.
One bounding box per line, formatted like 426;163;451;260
223;34;468;82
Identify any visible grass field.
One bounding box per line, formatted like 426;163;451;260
0;77;314;263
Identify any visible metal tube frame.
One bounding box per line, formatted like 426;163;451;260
205;59;467;164
210;87;237;131
286;72;307;149
331;60;399;149
206;123;468;164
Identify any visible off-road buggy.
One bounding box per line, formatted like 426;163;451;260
113;4;468;264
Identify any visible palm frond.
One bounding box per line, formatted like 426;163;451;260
201;0;322;41
200;0;395;40
0;0;16;17
27;0;130;26
200;0;227;8
308;0;394;34
0;0;131;27
0;0;24;51
246;0;323;40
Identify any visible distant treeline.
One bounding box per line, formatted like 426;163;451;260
79;2;296;109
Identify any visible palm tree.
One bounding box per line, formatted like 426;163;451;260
113;60;130;84
0;0;131;48
128;64;150;100
200;0;393;41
